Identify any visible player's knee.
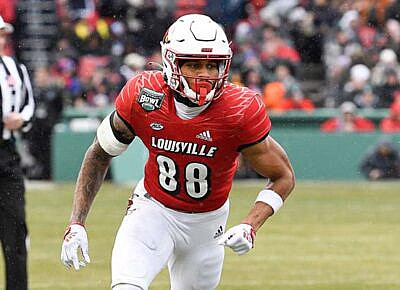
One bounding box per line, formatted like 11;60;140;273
112;283;144;290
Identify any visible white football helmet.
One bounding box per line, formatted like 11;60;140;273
161;14;232;105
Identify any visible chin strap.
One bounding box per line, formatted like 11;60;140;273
173;91;199;107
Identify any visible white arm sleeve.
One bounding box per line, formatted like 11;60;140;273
96;113;130;156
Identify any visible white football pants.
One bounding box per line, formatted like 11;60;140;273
111;179;229;290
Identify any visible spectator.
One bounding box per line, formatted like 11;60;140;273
380;101;400;132
342;64;377;108
384;19;400;56
357;0;392;27
243;69;263;94
360;138;400;180
91;81;110;107
338;10;361;41
260;25;301;67
263;63;314;112
322;29;354;107
385;0;400;22
274;62;315;111
307;0;340;30
231;37;259;75
291;1;341;64
323;29;354;80
371;48;400;86
263;81;286;111
83;66;123;107
53;57;81;105
259;0;297;23
54;37;79;61
320;101;375;132
374;67;400;107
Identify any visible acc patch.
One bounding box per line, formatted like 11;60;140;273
150;122;164;130
137;88;165;112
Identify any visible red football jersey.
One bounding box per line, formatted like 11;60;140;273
115;71;271;212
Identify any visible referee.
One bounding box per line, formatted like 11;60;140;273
0;16;34;290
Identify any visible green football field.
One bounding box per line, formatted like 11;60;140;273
1;181;399;290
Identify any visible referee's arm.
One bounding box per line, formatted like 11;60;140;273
19;63;35;132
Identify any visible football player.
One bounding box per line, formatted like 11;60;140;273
61;14;295;290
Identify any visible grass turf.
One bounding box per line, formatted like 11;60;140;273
1;181;399;289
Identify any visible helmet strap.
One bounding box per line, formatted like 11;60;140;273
173;91;200;107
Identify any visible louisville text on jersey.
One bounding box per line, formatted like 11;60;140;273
151;137;218;157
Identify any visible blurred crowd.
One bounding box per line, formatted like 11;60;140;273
3;0;400;179
1;0;400;113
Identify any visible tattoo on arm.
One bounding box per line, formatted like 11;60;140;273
70;139;113;224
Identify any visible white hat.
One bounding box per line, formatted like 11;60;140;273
379;48;397;64
350;64;370;82
123;53;146;69
0;16;13;33
340;101;356;113
339;10;359;31
288;7;307;23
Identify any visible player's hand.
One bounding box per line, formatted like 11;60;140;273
218;223;255;255
61;223;90;270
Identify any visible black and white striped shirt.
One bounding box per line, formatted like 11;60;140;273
0;55;34;141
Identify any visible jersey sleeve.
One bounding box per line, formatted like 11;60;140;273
237;95;271;151
115;75;141;134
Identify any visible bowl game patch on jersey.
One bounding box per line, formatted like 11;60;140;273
137;87;165;111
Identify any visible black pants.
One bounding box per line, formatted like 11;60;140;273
0;141;27;290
